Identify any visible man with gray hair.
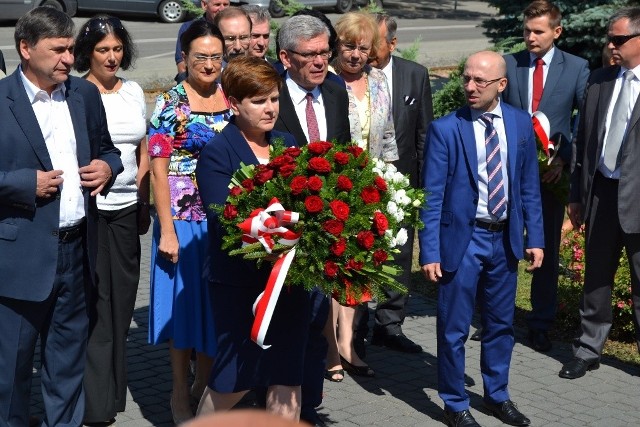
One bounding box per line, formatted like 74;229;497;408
241;4;272;60
0;7;122;426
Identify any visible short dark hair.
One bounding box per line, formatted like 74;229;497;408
222;56;282;101
180;19;226;56
213;6;252;32
14;7;74;59
74;15;136;73
609;7;640;34
523;0;562;28
375;13;397;43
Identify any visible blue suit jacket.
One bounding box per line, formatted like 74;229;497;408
196;119;298;287
503;49;589;164
0;71;122;302
418;102;544;272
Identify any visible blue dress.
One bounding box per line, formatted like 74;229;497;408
147;83;230;356
195;120;311;391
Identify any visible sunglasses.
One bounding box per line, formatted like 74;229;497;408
607;33;640;47
83;17;124;35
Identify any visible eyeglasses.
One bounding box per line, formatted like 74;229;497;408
83;17;124;35
461;75;503;88
288;49;332;61
192;53;223;64
607;33;640;47
223;35;251;45
341;43;371;56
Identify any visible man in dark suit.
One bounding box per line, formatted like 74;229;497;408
0;8;122;426
560;7;640;380
274;15;350;427
501;0;589;352
419;51;543;427
353;13;433;355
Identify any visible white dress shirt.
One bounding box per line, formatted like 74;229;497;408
285;74;328;143
20;67;84;227
527;47;555;114
472;101;509;222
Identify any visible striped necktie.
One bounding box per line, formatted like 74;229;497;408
480;113;506;219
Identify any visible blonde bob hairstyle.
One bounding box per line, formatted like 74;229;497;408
333;11;379;71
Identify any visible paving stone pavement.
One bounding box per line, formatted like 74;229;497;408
28;223;640;426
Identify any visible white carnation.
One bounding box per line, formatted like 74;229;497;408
395;228;408;246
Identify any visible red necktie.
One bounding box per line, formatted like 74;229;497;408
305;93;320;143
532;57;544;112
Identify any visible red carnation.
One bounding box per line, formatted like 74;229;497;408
279;163;296;178
373;249;388;266
334;152;350;165
222;203;238;220
241;179;254;192
374;175;388;192
361;186;381;204
324;261;339;278
229;186;243;197
357;230;375;250
254;165;274;185
290;176;307;195
307;176;323;192
323;219;344;236
329;200;350;221
372;211;389;236
308;157;332;174
304;195;324;213
268;155;291;169
330;238;347;256
346;258;364;270
347;145;364;158
284;147;302;157
336;175;353;192
307;141;333;155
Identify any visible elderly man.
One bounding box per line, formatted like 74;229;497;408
419;51;543;427
0;7;122;426
174;0;230;76
241;4;272;61
214;6;252;62
560;7;640;380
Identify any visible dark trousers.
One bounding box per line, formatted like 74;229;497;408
84;205;141;422
527;187;565;331
573;173;640;361
354;227;415;337
301;289;329;415
0;234;89;427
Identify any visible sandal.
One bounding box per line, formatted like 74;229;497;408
324;368;345;382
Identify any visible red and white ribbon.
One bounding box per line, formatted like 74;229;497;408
251;248;297;349
532;111;558;164
237;198;300;253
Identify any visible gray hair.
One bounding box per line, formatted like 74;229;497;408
609;7;640;34
14;7;74;57
278;15;329;52
375;13;397;43
241;4;270;25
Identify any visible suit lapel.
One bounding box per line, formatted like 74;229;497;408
277;82;308;146
392;58;402;125
320;82;339;141
65;80;90;168
7;72;53;170
224;120;259;164
539;50;563;111
516;51;530;110
457;107;479;188
595;67;619;156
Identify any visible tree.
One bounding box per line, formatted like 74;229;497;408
482;0;637;69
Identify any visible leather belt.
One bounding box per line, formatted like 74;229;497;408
58;222;84;243
475;219;506;232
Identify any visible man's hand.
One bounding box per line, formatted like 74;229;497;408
525;248;544;272
567;202;583;229
541;157;565;184
36;169;64;198
79;159;112;196
422;262;442;283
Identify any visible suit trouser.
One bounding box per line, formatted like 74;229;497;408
0;234;88;427
354;227;415;337
573;173;640;361
438;226;517;412
527;187;565;331
84;205;140;422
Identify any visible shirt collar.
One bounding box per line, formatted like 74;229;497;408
19;65;66;103
529;46;555;67
285;72;321;104
470;100;504;122
619;64;640;80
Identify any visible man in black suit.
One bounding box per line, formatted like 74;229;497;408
274;15;350;427
353;13;433;355
0;8;122;426
501;0;589;352
560;7;640;379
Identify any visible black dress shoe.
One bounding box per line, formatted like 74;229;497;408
300;410;326;427
443;409;480;427
470;328;482;341
484;400;530;426
528;328;552;352
559;357;600;379
371;332;422;353
340;355;375;377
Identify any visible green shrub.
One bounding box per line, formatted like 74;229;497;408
432;60;465;119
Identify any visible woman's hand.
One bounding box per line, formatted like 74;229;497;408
158;232;179;264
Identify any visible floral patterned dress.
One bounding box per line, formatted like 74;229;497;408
148;82;230;355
